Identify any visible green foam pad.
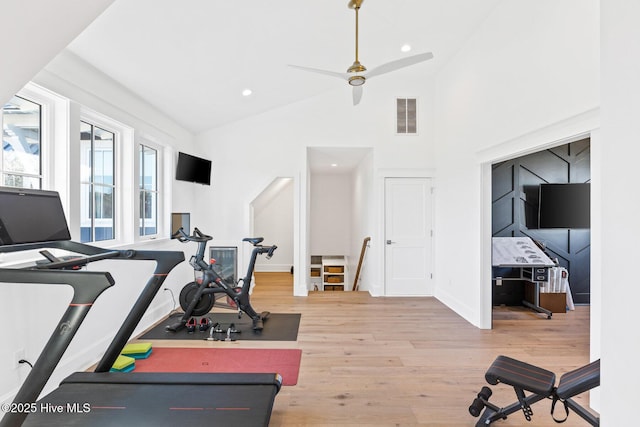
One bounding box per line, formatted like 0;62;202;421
110;355;135;372
124;349;153;359
122;342;152;355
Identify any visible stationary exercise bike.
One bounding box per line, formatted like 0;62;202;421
166;227;277;332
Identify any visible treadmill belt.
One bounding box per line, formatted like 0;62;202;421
23;372;282;427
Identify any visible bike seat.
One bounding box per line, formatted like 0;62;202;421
242;237;264;246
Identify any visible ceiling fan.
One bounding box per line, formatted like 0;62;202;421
289;0;434;106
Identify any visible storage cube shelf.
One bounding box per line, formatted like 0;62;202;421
309;256;348;291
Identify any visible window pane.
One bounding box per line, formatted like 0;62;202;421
80;183;93;243
142;146;157;191
94;185;114;241
81;120;116;242
93;127;114;186
139;144;158;237
3;174;40;189
94;185;113;219
2;96;41;187
139;191;157;236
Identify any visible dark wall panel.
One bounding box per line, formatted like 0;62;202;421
492;138;591;304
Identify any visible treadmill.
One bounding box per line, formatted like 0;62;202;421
0;187;282;427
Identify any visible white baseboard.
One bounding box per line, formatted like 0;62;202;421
255;264;291;273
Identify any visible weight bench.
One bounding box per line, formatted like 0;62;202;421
469;355;600;426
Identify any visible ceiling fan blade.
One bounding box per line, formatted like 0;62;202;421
288;64;348;80
366;52;434;79
352;85;363;106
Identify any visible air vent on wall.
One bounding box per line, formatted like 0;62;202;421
396;98;417;134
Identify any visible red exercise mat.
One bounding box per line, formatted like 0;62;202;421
134;347;302;386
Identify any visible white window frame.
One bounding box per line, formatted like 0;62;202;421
1;83;65;191
77;107;133;247
136;136;164;240
0;83;69;266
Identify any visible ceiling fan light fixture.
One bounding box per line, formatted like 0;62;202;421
348;75;366;86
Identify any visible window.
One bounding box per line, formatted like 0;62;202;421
1;96;42;188
139;144;158;236
80;121;115;242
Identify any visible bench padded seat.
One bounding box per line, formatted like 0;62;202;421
556;359;600;399
485;355;556;395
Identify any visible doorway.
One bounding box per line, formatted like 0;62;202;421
307;147;373;292
490;138;591;314
251;177;294;278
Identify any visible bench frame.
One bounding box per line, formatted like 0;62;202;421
470;355;600;426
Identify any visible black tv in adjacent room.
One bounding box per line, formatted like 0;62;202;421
175;152;212;185
538;183;590;229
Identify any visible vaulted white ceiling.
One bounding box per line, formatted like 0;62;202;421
66;0;502;134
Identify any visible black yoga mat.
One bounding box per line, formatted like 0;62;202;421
140;312;300;341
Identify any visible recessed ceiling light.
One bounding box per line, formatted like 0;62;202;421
401;44;412;53
242;89;252;97
331;163;338;167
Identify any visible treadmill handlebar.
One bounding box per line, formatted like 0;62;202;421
0;268;115;305
0;240;185;427
0;267;115;427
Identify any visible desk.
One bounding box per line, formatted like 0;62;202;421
492;237;555;318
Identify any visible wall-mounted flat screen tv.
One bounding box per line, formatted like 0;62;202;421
175;152;212;185
538;183;590;229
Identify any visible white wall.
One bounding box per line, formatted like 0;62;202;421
600;1;640;423
195;79;436;295
0;0;115;106
253;178;294;272
433;0;599;327
349;151;375;291
0;51;198;409
310;174;352;255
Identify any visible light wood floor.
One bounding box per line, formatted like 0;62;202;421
144;272;594;426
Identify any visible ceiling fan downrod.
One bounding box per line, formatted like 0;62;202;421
347;0;366;84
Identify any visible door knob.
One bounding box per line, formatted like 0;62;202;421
386;240;395;245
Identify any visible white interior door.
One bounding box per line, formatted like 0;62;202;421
384;177;433;296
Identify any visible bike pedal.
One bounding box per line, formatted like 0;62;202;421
186;317;197;333
199;317;211;332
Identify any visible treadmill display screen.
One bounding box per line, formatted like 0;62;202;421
0;187;71;245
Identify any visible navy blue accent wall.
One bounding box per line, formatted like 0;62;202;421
492;138;591;304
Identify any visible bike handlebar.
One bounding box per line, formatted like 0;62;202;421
171;227;212;243
173;227;277;259
265;245;278;260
